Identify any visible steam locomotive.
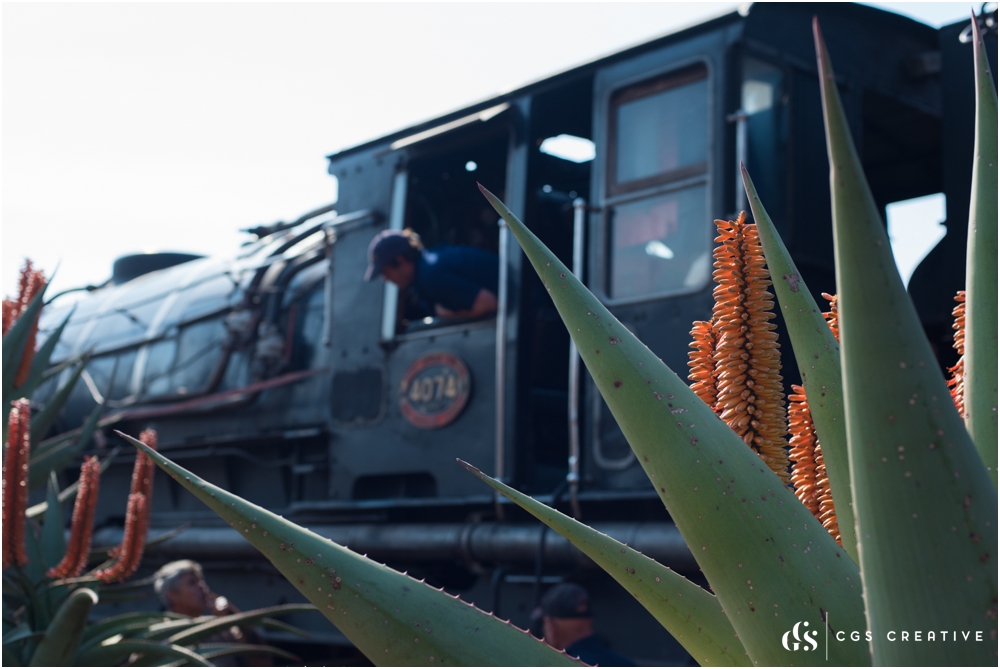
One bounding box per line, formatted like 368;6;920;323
33;3;997;663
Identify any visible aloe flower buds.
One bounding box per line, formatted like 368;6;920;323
97;429;156;581
2;260;47;388
947;291;966;417
47;456;101;579
788;385;820;515
94;492;149;583
710;213;789;483
687;321;718;408
2;399;31;568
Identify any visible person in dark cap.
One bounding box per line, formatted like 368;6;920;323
364;229;499;320
536;582;636;666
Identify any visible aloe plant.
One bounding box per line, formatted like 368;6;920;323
812;18;997;665
2;264;313;666
963;12;998;484
120;432;584;667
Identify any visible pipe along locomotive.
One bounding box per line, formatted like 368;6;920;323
32;4;998;663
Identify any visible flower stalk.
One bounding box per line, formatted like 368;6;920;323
97;429;156;580
2;399;31;568
710;213;789;483
47;456;101;579
2;261;47;388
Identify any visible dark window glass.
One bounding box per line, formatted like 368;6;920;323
611;66;708;193
607;185;711;300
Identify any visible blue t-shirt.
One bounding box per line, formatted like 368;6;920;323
565;635;636;667
413;245;500;312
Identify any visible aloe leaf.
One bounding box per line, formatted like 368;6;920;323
814;19;998;665
28;399;104;492
20;309;74;398
40;473;66;571
75;640;211;667
79;612;187;650
27;587;96;666
258;615;311;638
29;360;86;447
3;645;23;666
119;432;583;667
3;624;41;647
186;642;300;664
965;14;999;483
479;184;869;666
741;167;856;561
26;446;119;520
139;604;314;644
458;459;749;666
23;525;47;592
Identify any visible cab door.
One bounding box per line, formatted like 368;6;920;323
587;28;730;490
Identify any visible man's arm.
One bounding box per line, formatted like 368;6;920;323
434;288;498;319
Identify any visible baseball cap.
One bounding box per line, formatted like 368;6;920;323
363;229;422;281
540;583;592;619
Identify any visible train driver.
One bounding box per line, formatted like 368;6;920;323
364;229;499;319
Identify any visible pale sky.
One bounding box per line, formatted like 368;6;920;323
2;2;974;298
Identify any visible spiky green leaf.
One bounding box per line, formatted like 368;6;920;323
75;639;211;667
19;309;74;398
191;642;300;664
120;432;583;667
40;473;66;570
136;604;314;644
78;612;187;650
741;167;856;562
965;13;999;483
479;184;869;666
814;19;998;665
29;360;86;447
28;587;96;666
28;399;103;492
458;459;750;666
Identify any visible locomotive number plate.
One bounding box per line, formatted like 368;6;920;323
398;352;471;429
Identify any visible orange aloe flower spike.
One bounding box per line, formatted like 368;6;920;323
8;261;47;388
108;429;157;560
687;320;718;410
2;399;31;568
47;456;101;579
94;492;149;583
815;446;841;545
821;292;839;341
711;212;790;484
946;291;966;417
788;385;820;516
2;299;16;337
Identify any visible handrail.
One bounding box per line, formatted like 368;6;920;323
494;218;510;519
567;198;587;519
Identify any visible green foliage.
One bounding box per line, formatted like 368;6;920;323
2;272;312;667
740;168;856;562
965;14;999;483
28;588;96;666
458;459;750;666
813;19;997;665
121;432;584;667
479;185;871;667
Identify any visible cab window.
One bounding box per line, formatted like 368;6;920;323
606;64;711;302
